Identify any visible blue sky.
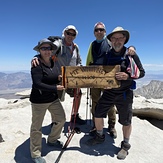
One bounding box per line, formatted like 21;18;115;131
1;0;163;73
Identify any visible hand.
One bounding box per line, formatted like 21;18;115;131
58;75;62;81
127;46;136;56
57;85;65;90
115;72;128;80
31;57;39;67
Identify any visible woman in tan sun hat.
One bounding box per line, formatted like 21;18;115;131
30;38;66;163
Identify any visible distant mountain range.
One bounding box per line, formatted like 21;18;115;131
134;80;163;99
0;72;31;90
0;71;163;99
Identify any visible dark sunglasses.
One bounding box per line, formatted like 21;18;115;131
39;47;52;51
66;31;76;37
94;28;105;32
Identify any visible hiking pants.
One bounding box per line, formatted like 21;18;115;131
30;99;66;158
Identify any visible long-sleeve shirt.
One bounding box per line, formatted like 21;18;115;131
30;57;61;103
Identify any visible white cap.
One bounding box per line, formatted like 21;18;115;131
62;25;78;37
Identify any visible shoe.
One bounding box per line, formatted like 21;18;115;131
71;113;86;125
89;127;96;137
32;157;46;163
86;132;105;146
117;141;131;160
108;124;117;139
47;140;63;149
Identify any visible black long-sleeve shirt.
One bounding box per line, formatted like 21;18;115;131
30;57;61;103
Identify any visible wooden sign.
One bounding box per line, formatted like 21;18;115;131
62;65;120;89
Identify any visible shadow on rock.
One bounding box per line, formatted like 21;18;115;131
79;129;120;157
137;116;163;130
14;125;64;163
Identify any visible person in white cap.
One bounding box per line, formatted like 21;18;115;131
30;38;66;163
31;25;85;125
86;22;136;139
53;25;86;125
86;26;145;160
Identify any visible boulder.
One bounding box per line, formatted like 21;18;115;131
133;95;163;120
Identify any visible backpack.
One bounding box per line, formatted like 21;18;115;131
48;36;79;57
48;36;81;65
48;36;62;56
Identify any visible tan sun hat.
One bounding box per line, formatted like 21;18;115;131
33;38;57;52
107;26;130;44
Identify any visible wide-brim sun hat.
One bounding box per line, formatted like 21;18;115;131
62;25;78;37
107;26;130;44
33;38;57;52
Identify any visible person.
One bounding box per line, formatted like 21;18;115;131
31;25;86;125
86;26;145;160
30;38;66;163
86;22;136;139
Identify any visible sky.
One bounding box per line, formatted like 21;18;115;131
0;0;163;73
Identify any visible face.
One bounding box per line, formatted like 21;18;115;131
39;44;53;59
94;24;106;40
110;33;126;52
64;29;76;45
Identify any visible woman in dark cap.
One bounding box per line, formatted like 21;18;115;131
30;38;66;163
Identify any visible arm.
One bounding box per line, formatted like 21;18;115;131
131;54;145;79
115;53;145;81
31;54;40;67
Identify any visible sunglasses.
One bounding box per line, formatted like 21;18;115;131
110;37;125;42
66;31;76;37
94;28;105;32
39;47;52;51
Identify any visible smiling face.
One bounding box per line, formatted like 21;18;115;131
39;43;53;60
94;24;106;40
110;32;126;52
64;29;76;45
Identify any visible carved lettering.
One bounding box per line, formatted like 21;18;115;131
63;66;120;88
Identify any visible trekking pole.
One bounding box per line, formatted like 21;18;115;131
86;88;89;124
89;88;92;125
55;88;82;163
68;88;81;133
54;127;81;163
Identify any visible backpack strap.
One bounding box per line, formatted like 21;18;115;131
74;44;82;66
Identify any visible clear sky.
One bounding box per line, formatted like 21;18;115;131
1;0;163;72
